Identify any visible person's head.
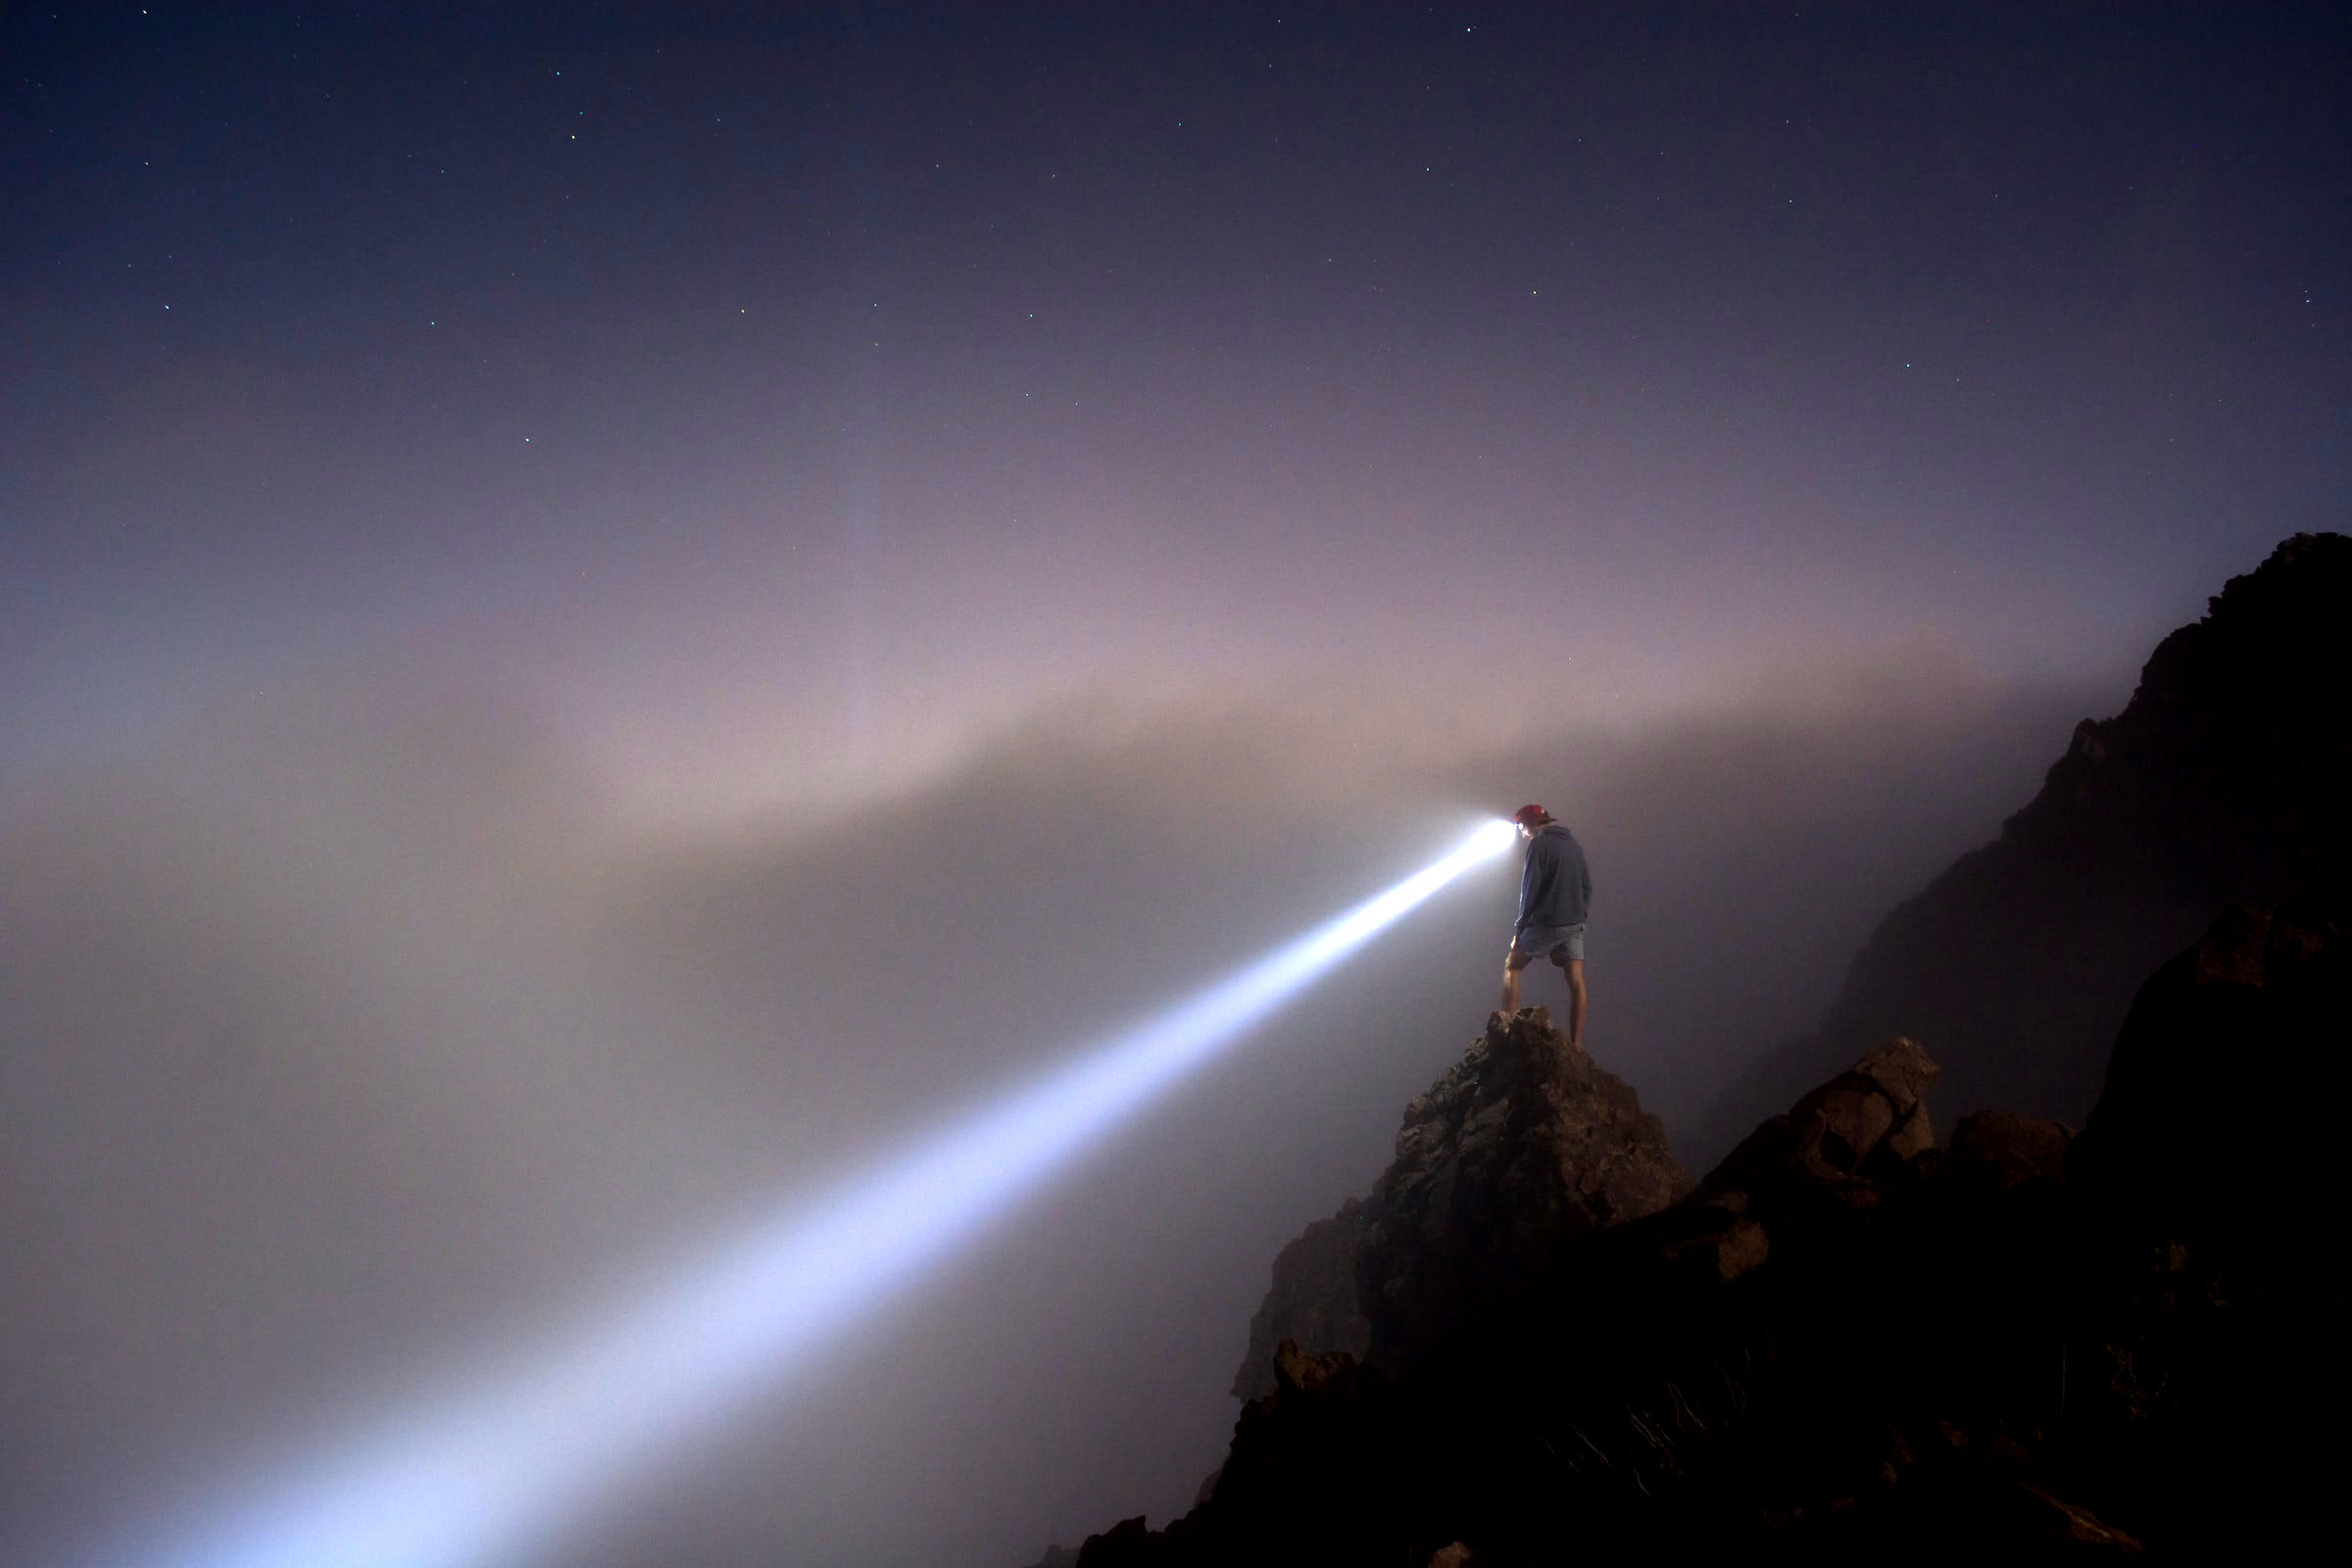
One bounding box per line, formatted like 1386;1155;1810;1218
1512;803;1553;839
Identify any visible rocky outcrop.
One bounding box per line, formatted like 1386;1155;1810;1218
1226;1011;1686;1399
1049;896;2351;1564
1356;1007;1688;1372
1700;1036;1938;1206
1043;535;2347;1568
1567;1036;1949;1298
1704;532;2352;1152
1229;1199;1370;1401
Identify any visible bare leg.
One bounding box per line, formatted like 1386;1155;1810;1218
1500;948;1531;1014
1563;958;1589;1052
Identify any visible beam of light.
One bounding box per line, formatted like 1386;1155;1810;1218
98;818;1520;1568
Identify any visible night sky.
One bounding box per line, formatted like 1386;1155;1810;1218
3;5;2347;1566
9;3;2343;811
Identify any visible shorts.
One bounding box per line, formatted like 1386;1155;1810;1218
1510;923;1587;965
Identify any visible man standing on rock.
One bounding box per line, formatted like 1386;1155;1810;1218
1499;803;1591;1050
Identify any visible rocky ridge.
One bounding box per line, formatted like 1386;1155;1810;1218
1024;538;2352;1566
1709;531;2352;1147
1035;887;2348;1564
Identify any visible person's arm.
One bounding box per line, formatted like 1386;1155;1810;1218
1581;854;1592;914
1517;844;1537;927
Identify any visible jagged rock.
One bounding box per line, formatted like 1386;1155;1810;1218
1056;891;2352;1565
1355;1007;1687;1371
1885;1100;1935;1162
1230;1198;1371;1401
1853;1036;1940;1112
1584;1038;1946;1303
1270;1337;1354;1397
1168;1334;1411;1567
1698;1036;1939;1212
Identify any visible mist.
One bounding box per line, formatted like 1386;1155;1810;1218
1;664;2100;1567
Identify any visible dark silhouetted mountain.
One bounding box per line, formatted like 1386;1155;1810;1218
1032;888;2350;1563
1703;531;2351;1155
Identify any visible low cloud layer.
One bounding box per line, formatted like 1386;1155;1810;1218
1;665;2099;1565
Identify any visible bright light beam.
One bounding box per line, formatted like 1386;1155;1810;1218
102;818;1520;1568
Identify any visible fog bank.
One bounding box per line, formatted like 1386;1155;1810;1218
0;665;2099;1565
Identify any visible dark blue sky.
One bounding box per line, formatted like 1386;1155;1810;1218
6;3;2345;813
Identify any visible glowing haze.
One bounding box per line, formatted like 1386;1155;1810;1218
99;821;1511;1568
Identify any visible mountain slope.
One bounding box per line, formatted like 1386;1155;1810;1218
1039;887;2351;1563
1708;531;2351;1149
